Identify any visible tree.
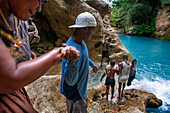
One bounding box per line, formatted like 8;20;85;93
110;0;162;36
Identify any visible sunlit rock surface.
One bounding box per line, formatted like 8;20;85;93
26;76;67;113
156;6;170;37
26;76;162;113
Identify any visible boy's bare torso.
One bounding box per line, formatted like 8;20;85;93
106;66;118;79
103;41;110;51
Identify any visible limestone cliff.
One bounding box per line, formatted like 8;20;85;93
32;0;132;75
155;6;170;40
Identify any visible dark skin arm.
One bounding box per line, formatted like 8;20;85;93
115;68;119;75
118;62;123;73
0;39;80;94
100;72;106;82
100;67;107;82
107;42;110;55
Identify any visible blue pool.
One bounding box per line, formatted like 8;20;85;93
118;34;170;113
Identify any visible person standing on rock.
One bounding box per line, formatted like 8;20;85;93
127;59;137;86
100;60;119;100
100;37;111;68
60;12;97;113
0;0;80;112
117;55;131;101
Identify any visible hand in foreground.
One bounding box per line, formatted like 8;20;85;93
92;65;97;73
61;44;80;61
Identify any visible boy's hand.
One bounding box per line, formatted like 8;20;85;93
92;65;97;73
61;44;80;61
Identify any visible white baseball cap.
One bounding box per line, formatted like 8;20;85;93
69;12;97;28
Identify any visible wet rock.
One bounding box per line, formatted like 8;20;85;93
146;98;162;108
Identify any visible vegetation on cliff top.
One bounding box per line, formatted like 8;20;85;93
110;0;170;39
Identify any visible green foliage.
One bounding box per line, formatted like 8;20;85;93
110;0;162;36
110;2;133;27
155;34;170;40
163;37;170;40
112;0;132;8
110;9;116;26
126;24;155;35
161;0;170;6
128;4;152;25
110;7;123;27
90;10;94;14
126;18;156;35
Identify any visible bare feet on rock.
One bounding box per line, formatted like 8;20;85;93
111;95;115;99
117;96;120;101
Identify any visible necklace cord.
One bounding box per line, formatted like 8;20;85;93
0;9;19;40
14;16;19;40
0;8;26;49
0;9;12;31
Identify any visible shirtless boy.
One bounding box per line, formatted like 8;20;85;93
100;60;119;100
118;55;131;101
100;38;111;68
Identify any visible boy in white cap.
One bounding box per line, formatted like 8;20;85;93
60;12;97;113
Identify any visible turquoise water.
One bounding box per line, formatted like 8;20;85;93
118;34;170;113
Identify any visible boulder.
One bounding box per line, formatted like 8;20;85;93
25;75;67;113
88;88;162;113
124;89;162;112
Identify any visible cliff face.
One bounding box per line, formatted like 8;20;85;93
155;6;170;39
32;0;132;75
26;76;162;113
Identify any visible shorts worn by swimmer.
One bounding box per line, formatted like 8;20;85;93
102;50;109;58
105;77;115;87
118;75;129;83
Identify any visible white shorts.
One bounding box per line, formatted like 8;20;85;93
118;75;129;83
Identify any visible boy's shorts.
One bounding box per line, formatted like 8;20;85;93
102;50;109;58
105;77;115;87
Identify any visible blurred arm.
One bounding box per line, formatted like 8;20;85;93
0;39;79;94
